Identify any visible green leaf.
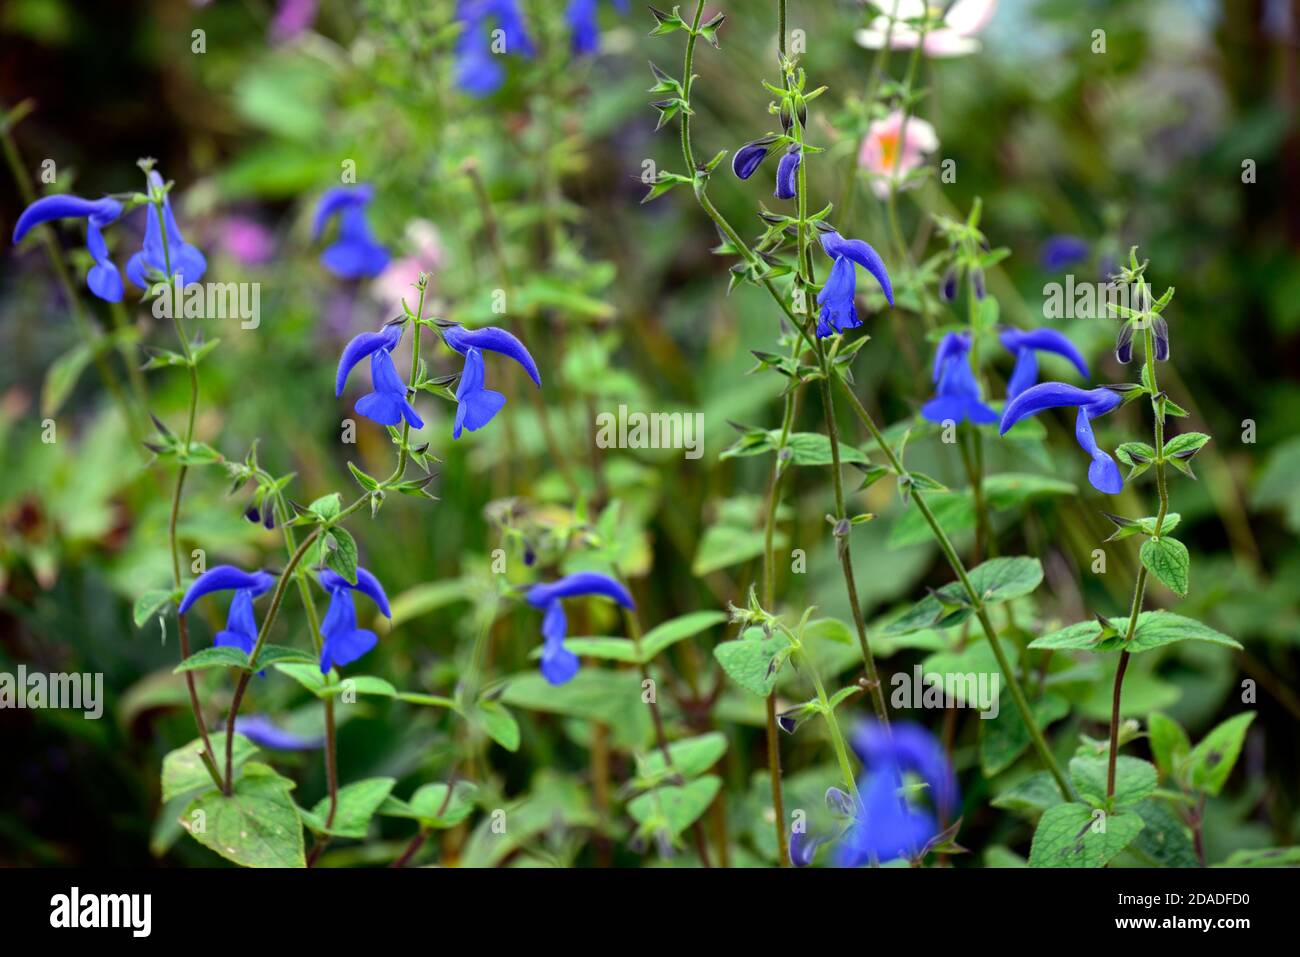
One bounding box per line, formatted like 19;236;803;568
980;694;1070;776
641;611;727;660
1140;536;1190;596
1131;799;1198;867
627;776;721;839
556;637;641;663
1028;612;1241;653
636;732;728;783
882;558;1042;636
991;772;1067;816
133;589;175;627
781;432;869;467
346;461;381;491
1146;712;1190;781
1184;712;1255;796
887;474;1076;548
1069;756;1157;809
302;777;395;839
381;781;478;828
713;629;793;696
499;670;651;749
692;524;783;576
1216;847;1300;868
181;763;305;868
252;645;317;670
1163;431;1210;459
966;557;1044;602
324;527;359;585
476;700;521;752
173;646;251;674
307;492;341;522
42;342;93;417
274;662;328;696
1028;803;1144;868
162;732;256;802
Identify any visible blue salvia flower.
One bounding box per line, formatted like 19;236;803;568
1040;234;1090;272
566;0;628;55
920;331;997;425
998;327;1090;400
454;0;535;97
313;184;390;279
126;170;207;289
526;572;635;685
318;567;391;673
1000;382;1124;493
178;565;276;662
731;136;779;180
13;194;125;302
453;347;506;439
834;722;958;867
232;715;324;751
814;229;893;337
442;323;542;387
336;323;423;428
775;146;801;200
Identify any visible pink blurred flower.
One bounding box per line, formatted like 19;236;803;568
270;0;318;43
217;216;275;265
858;110;938;199
855;0;996;58
371;220;445;309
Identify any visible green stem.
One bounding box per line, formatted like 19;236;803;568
1108;274;1169;800
626;608;713;867
837;385;1077;802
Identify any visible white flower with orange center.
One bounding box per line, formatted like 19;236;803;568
858;110;939;198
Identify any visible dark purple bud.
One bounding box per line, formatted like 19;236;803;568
774;146;800;200
940;266;958;302
732;136;777;180
262;507;276;530
244;505;261;524
1114;322;1134;364
1152;316;1169;361
776;712;797;734
971;268;986;300
523;543;537;566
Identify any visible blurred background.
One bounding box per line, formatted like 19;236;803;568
0;0;1297;866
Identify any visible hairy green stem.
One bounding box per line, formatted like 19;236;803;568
1108;273;1169;800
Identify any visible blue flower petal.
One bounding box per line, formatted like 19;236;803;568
336;325;403;396
232;715;324;751
12;195;122;243
452;348;505;439
814;255;860;338
999;382;1117;435
179;566;275;614
442;324;542;387
1076;408;1124;494
819;230;893;306
526;571;635;609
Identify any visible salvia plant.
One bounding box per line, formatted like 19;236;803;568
1;0;1290;876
